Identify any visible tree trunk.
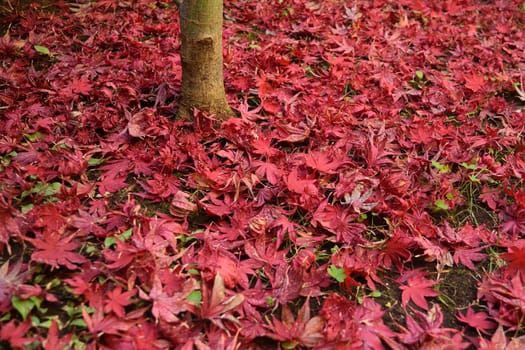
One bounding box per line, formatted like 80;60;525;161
177;0;232;120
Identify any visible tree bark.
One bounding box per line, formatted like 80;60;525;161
177;0;232;120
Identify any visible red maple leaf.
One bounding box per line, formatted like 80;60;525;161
270;263;303;304
170;190;197;217
98;159;131;194
82;303;132;336
302;150;344;173
311;201;365;243
198;274;244;330
64;276;91;296
478;326;525;350
42;320;72;350
70;75;93;95
251;136;281;158
265;297;324;348
354;298;401;350
0;319;37;348
372;70;398;96
478;271;525;331
244;236;287;266
68;209;105;237
140;173;181;199
276;121;311;143
30;204;67;235
0;195;20;245
139;275;198;323
408;121;436;145
198;192;235;217
0;260;40;313
453;246;487;270
399;273;439;310
98;173;129;194
252;160;282;185
256;73;273;98
104;286;137;317
319;293;358;345
27;233;88;270
501;239;525;273
457;307;496;334
398;304;455;345
285;168;317;195
500;204;525;236
364;134;395;168
379;228;412;269
464;73;485;92
235;96;264;121
128;108;154;138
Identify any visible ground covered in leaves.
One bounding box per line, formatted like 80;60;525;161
1;0;525;349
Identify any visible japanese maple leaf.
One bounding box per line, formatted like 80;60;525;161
270;263;303;304
256;73;273;98
413;236;453;271
479;326;525;350
457;307;496;334
140;173;181;199
104;286;137;317
68;209;105;237
285;167;318;196
198;274;244;330
198;192;235;217
42;320;72;350
139;275;198;323
364;134;395;168
216;254;242;289
379;229;412;269
500;204;525;236
251;136;281;158
453;246;487;270
398;304;455;346
70;75;93;95
311;201;366;243
303;150;344;173
0;195;19;245
399;273;439;310
372;70;398;96
409;122;436;145
98;159;131;194
0;319;37;348
319;293;359;344
340;183;378;213
170;190;197;217
28;233;88;270
252;160;282;185
265;297;324;348
128;108;154;138
0;260;39;312
484;272;525;313
501;239;525;273
353;298;401;350
64;275;91;296
30;204;67;235
244;237;288;266
464;73;485;92
235;96;264;121
276;121;311;143
82;304;132;336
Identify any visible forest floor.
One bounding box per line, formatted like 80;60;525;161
1;0;525;349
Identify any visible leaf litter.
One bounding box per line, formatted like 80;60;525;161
1;0;525;348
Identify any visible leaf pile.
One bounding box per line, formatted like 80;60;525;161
1;0;525;348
